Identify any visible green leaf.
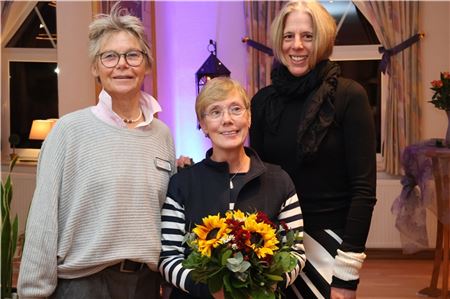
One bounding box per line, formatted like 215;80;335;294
208;270;225;293
233;271;250;284
221;249;233;266
183;250;208;269
252;286;276;299
226;252;251;273
9;155;19;172
4;177;12;207
1;183;5;220
1;156;19;299
12;215;19;257
272;252;295;272
1;217;12;298
227;260;251;273
223;272;232;292
225;286;249;299
264;273;284;281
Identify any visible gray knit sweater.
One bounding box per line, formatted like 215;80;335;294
18;108;176;298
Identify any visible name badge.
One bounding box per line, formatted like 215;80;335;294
155;157;172;172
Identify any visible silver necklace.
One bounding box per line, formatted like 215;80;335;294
229;164;243;189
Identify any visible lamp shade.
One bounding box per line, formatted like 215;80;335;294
29;119;56;140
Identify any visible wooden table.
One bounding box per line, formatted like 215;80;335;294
418;147;450;298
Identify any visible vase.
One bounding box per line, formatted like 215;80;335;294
446;110;450;146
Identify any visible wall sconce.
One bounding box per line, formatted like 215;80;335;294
29;119;57;141
195;39;231;94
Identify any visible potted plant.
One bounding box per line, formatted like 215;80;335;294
430;71;450;146
1;155;19;299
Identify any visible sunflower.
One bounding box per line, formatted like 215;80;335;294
226;209;246;222
193;214;230;257
243;217;279;258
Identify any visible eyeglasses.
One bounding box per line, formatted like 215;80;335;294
203;105;247;120
98;50;146;68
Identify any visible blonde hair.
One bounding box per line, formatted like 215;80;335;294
88;3;152;71
270;0;336;69
195;77;250;122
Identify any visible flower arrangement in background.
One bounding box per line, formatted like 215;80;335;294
183;210;301;299
430;71;450;111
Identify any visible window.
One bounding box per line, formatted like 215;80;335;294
321;1;385;160
6;2;57;48
334;59;382;153
1;1;58;160
9;61;59;149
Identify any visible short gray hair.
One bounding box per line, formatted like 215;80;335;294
88;3;153;70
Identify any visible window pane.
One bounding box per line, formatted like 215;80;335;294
6;2;57;48
10;62;59;149
335;60;381;153
320;1;379;45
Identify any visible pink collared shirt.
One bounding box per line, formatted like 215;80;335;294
91;89;162;130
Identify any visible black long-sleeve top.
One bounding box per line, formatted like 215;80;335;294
250;77;377;253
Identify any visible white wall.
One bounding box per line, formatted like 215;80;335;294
420;1;450;140
56;2;96;116
155;1;247;162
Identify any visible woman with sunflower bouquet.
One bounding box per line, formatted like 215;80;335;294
159;77;305;299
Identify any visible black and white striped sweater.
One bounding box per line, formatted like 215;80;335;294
159;147;305;299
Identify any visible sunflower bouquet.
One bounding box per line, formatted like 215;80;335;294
182;210;301;299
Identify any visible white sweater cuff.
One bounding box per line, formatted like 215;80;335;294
333;249;366;281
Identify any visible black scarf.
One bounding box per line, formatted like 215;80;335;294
265;60;340;164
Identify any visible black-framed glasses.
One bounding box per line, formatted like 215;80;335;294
98;50;146;68
203;105;247;121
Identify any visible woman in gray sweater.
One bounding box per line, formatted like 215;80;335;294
18;4;175;299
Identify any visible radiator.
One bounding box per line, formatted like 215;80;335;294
366;179;437;249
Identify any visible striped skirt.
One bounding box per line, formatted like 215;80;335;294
285;228;344;299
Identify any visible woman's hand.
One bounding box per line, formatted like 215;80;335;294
211;289;225;299
331;287;356;299
176;155;193;169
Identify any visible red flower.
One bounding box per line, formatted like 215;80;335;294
430;72;450;110
280;221;289;232
256;211;275;228
232;228;250;250
262;254;273;264
431;80;443;88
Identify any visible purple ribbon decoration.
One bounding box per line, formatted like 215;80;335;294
378;33;424;74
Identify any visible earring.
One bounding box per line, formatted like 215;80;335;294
204;133;209;138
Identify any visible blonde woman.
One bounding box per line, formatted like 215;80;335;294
250;1;377;298
159;77;305;299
